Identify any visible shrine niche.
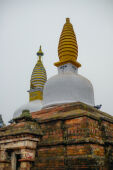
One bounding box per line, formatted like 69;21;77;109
0;110;42;170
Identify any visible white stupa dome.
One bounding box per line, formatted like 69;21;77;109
43;71;94;108
13;100;42;118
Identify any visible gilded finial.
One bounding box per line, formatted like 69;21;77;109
29;45;47;101
37;45;44;58
54;18;81;68
66;18;70;23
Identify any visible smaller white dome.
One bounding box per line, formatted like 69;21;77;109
43;72;95;108
13;100;42;118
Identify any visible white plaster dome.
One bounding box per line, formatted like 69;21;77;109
43;72;95;108
13;100;42;118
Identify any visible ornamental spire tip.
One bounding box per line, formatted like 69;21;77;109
66;18;70;23
37;45;44;57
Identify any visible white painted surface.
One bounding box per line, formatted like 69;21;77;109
13;100;42;118
43;66;95;108
58;63;78;74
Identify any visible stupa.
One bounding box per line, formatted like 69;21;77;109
43;18;94;108
13;46;47;118
0;18;113;170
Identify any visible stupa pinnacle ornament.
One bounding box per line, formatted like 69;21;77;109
37;45;44;57
30;46;47;101
54;18;81;68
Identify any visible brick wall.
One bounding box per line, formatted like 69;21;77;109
31;103;113;169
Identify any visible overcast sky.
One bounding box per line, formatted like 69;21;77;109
0;0;113;124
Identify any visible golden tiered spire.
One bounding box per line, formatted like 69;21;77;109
29;46;47;101
54;18;81;68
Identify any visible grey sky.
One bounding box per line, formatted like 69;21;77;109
0;0;113;124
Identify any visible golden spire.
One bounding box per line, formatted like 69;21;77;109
54;18;81;68
29;46;47;101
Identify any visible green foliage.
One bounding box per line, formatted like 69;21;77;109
20;110;31;118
